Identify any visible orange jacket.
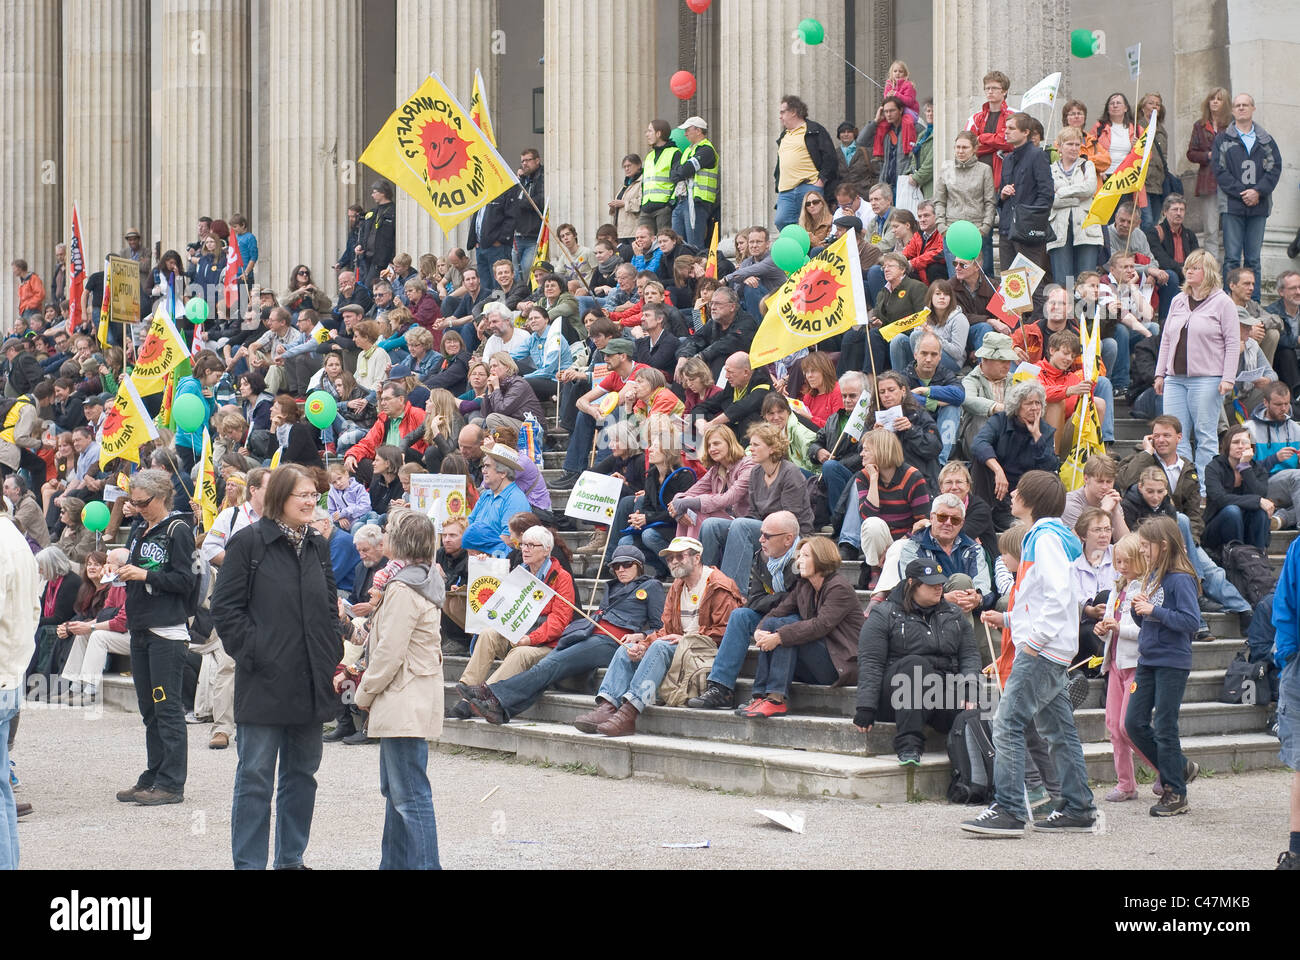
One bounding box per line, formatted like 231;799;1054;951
18;272;45;313
1036;358;1093;419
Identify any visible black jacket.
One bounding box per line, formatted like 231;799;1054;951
854;582;980;726
639;464;697;533
1120;485;1178;530
514;166;546;239
747;549;802;617
423;350;470;395
970;412;1059;490
468;191;517;250
594;451;647;502
635;330;681;378
676;310;759;377
123;513;198;631
998;141;1054;236
6;351;45;395
1144;221;1200;284
360;202;396;283
211;518;344;726
773;119;840;195
691;368;773;440
436;546;468;588
1205;454;1269;526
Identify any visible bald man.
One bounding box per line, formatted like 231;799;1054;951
690;351;772;440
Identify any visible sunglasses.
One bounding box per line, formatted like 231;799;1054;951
129;497;154;509
805;201;823;208
933;513;963;525
610;561;639;571
758;530;788;540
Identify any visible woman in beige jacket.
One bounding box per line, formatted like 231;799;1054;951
933;130;996;277
354;511;445;870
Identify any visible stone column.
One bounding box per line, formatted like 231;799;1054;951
265;0;363;295
0;0;61;331
1226;0;1299;292
63;0;150;278
544;0;658;241
151;0;251;260
930;0;1070;175
854;0;896;126
393;0;498;259
717;0;845;234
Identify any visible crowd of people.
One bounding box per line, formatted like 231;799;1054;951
1;60;1298;871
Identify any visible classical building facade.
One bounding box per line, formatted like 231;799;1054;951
2;0;1297;323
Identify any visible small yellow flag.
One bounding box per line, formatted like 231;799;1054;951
1082;129;1153;228
360;71;519;234
201;428;219;532
99;376;159;470
131;309;192;397
878;307;932;343
470;68;496;147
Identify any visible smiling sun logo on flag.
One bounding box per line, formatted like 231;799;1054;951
420;120;472;185
789;266;844;318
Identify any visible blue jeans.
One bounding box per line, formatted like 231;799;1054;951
933;403;960;465
991;649;1095;821
1221;213;1267;302
1093;375;1115;443
701;516;762;592
597;639;679;711
379;737;440;870
775;183;820;231
1162;375;1224;494
1048;243;1101;289
752;635;838;697
513;238;538;278
337;427;368;458
1124;664;1190;794
1204;503;1270;552
967;321;993;355
699;516;733;568
1103;323;1158;393
563;410;599;474
709;612;799;689
1178;511;1251;615
231;722;323;870
619;524;672;578
491;633;621;720
130;629;188;795
821;460;854;524
0;689;19;869
1130;386;1161;420
475;244;513;291
672;199;714;249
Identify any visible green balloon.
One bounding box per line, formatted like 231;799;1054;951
172;393;207;433
771;237;808;274
797;17;825;46
779;223;812;256
670;128;689;151
1070;28;1096;58
946;220;983;261
304;391;339;430
81;501;110;533
184;297;210;324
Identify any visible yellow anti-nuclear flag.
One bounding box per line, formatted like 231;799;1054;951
470;68;496;146
200;428;219;532
1083;129;1154;228
131;308;191;397
748;229;869;368
878;308;932;343
360;71;518;234
99;376;159;470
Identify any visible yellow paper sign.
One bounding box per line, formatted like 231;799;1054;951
877;308;931;343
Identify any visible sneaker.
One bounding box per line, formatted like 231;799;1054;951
1150;788;1189;817
1194;626;1213;641
734;698;765;717
184;711;213;725
1197;595;1225;614
897;748;922;766
741;697;788;719
1277;851;1300;870
551;471;582;490
1105;787;1138;802
341;729;378;745
1184;758;1200;784
686;681;734;710
450;700;473;720
1031;809;1097;833
960;803;1027;837
456;681;489;703
134;787;184;806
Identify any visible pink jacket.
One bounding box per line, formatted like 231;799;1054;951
1155;287;1240;383
676;456;755;539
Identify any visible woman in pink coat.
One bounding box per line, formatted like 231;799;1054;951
667;424;754;544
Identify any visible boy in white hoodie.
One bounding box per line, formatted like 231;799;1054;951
1;499;40;869
962;470;1098;837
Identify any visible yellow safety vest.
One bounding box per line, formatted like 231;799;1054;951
683;138;720;204
642;145;677;206
0;397;32;444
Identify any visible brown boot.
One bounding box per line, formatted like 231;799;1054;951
574;530;608;554
596;702;639;737
573;699;619;733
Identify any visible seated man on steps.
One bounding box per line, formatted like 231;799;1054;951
457;545;665;726
571;536;743;736
450;526;575;719
553;338;647;489
687;511;801;710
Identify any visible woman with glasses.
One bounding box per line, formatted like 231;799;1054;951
798;191;834;251
449;525;575;718
112;469;199;808
970;378;1060;529
283;265;330;318
211;464;344;869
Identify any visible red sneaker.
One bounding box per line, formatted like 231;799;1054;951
742;697;788;719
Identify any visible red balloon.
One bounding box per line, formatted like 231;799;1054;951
686;0;712;12
670;70;697;100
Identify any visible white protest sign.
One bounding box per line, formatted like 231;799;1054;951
842;392;872;442
479;565;560;645
421;474;468;531
466;555;510;634
564;471;624;525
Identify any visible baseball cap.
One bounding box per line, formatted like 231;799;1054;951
604;338;635;358
905;559;948;586
679;116;708;131
659;536;704;557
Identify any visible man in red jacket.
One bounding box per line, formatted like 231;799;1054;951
966;71;1015;190
905;202;948;283
342;381;427;474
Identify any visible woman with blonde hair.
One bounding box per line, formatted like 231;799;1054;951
1047;125;1103;282
1154;249;1239;493
841;428;931;570
668;423;752;541
798;191;835;250
1186;87;1231;258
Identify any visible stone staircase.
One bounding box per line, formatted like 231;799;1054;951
98;398;1286;801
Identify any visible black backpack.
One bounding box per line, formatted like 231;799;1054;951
945;708;996;804
1221;540;1276;608
1220;646;1268;704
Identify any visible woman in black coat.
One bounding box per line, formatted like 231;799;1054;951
211;464;344;870
969;378;1058;530
1203;424;1274;552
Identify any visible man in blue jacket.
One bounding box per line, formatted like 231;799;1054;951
1213;94;1282;304
1268;547;1300;869
997;113;1053;276
904;332;966;467
461;446;531;558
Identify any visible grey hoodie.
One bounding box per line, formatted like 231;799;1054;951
391;562;445;608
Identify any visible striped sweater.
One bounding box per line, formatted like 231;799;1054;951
854;464;931;540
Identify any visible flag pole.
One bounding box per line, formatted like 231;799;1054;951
549;588;627;646
519;191;599;298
